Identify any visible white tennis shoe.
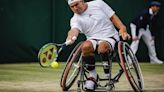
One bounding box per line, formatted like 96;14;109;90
84;79;96;90
84;71;98;91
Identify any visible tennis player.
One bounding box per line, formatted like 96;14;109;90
65;0;130;90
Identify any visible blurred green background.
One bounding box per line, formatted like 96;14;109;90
0;0;163;63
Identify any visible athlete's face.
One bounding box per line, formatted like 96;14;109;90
69;1;86;14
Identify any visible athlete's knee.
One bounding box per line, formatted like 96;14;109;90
81;41;94;56
97;41;111;53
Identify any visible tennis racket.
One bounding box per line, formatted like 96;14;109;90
38;36;77;68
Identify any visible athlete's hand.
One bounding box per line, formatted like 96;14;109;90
120;31;131;40
65;36;77;45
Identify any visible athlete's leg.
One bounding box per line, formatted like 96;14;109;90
97;41;112;77
97;35;119;77
81;40;98;90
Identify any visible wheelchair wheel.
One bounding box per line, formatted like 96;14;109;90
60;42;83;91
118;41;144;92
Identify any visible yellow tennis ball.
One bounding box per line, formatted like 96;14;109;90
51;61;59;68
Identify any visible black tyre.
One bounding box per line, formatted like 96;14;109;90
60;42;83;91
118;41;144;92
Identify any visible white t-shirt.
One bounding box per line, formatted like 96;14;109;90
70;0;118;40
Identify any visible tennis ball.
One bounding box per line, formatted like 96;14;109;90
51;61;59;68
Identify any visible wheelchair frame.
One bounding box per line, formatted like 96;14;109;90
60;41;144;92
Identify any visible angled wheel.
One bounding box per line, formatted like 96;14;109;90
60;42;83;91
118;41;144;92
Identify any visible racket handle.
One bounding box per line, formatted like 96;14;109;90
65;36;77;46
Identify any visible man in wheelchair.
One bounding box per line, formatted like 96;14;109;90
66;0;130;91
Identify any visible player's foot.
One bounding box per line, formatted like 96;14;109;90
84;74;99;91
84;77;98;91
150;59;163;64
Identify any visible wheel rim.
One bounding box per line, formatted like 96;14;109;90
118;41;144;91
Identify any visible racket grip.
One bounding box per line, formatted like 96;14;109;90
65;36;77;46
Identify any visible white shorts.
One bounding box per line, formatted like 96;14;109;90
87;34;119;50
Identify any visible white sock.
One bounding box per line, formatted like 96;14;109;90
89;69;97;79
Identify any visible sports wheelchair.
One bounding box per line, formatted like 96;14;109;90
60;41;144;92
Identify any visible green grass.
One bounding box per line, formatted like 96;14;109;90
0;63;60;82
0;62;164;92
140;63;164;73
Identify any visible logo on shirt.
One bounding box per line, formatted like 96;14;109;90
89;14;92;17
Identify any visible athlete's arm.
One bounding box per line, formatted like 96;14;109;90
110;14;131;40
66;28;80;44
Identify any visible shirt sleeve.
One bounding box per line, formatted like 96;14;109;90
70;16;82;32
97;0;115;18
